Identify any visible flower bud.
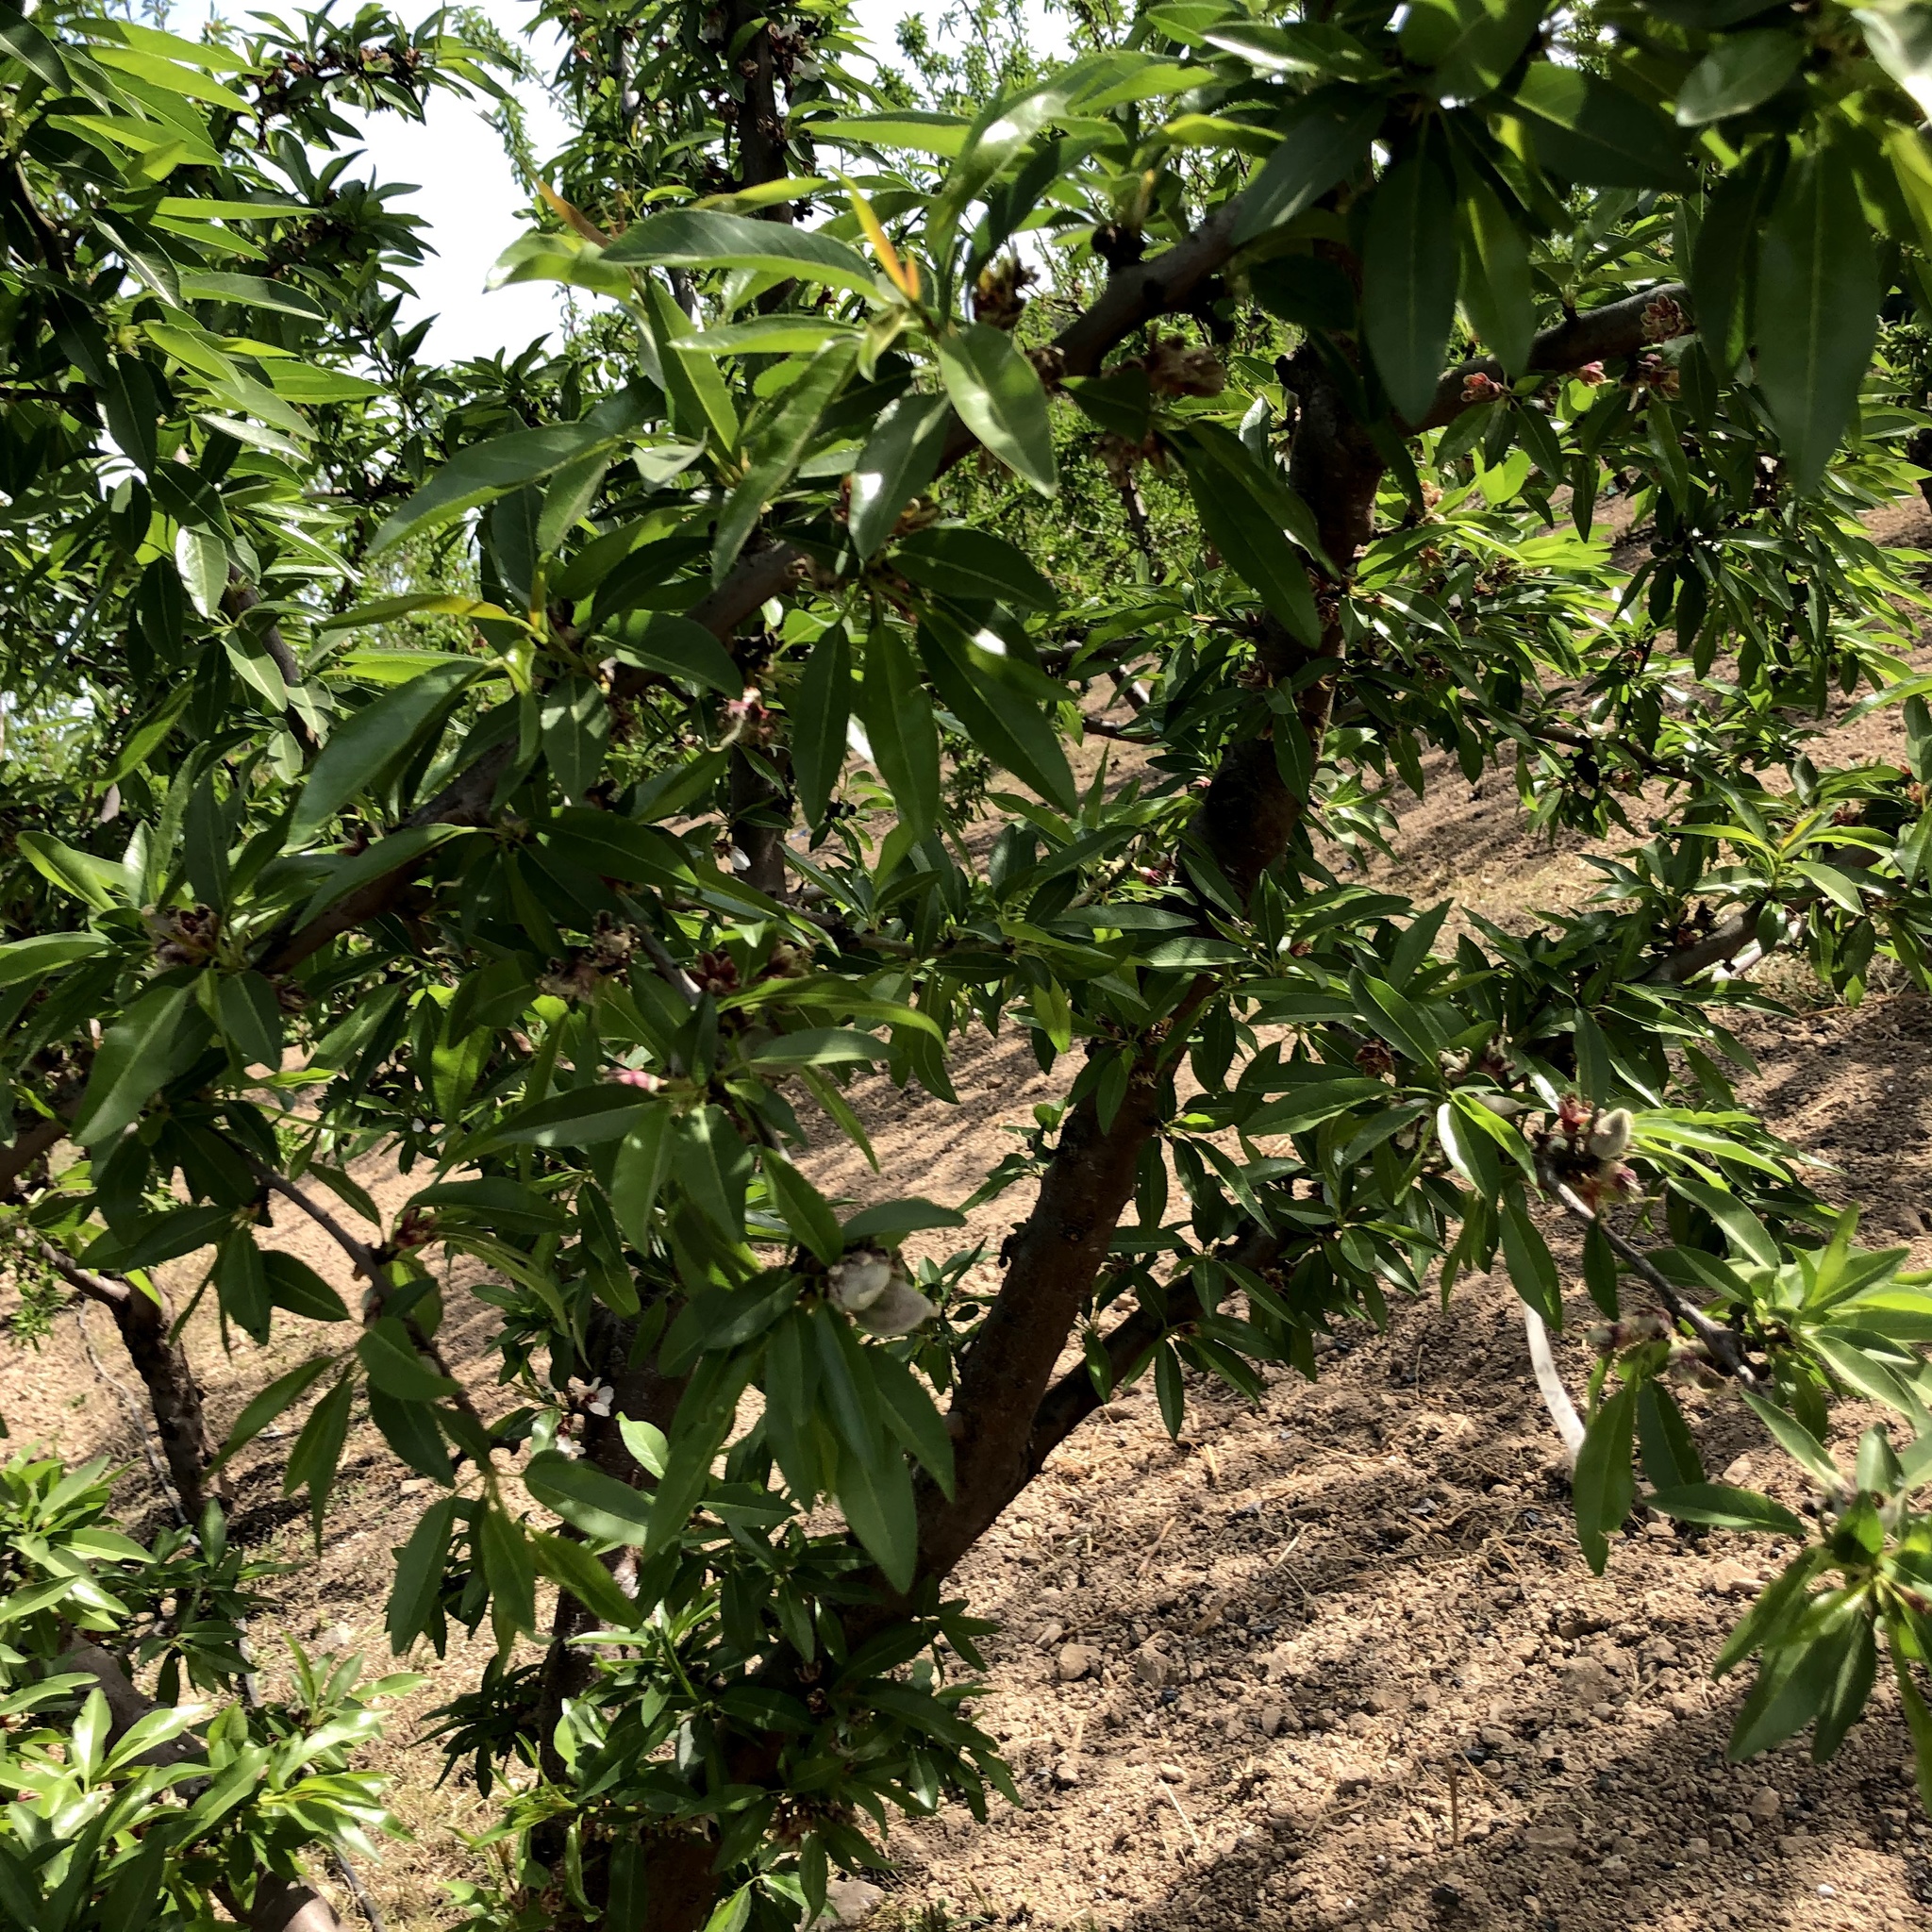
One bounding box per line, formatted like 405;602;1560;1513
827;1249;893;1311
853;1274;939;1337
1586;1108;1632;1162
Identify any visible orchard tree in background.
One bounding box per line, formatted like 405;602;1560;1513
5;2;1932;1930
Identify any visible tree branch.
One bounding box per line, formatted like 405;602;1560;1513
1537;1156;1764;1389
223;568;319;755
1412;283;1690;433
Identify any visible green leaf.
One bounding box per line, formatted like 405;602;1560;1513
477;1502;537;1647
72;981;210;1146
295;824;475;927
369;1388;452;1481
1729;1594;1863;1759
214;1356;335;1466
17;833;125;910
530;1528;639;1628
1231;89;1383;244
1456;165;1534;375
1573;1383;1637;1574
917;612;1077;810
935;324;1058;495
834;1432;918;1591
1669;1174;1778;1268
1402;0;1543;105
474;1084;654;1153
1675;28;1804;125
869;1347;955;1499
603;209;879;294
610;1108;675;1247
387;1498;458;1651
358;1318;461;1402
216;1228;272;1343
675;1106;753;1239
605;611;741;695
1498;1195;1561;1325
1857;5;1932;122
763;1151;843;1265
369;425;612;554
1510;64;1691;192
539;674;610;803
0;932;110;989
848;393;953;558
215;971;283;1071
524;1448;655;1545
260;1252;351;1329
714;339;858;579
642;278;740;452
284;1373;353;1542
290;661;478;845
791;625;852;829
1741;1389;1843;1486
895;526;1058;610
1363;153;1459;425
1756;145;1879;494
842;1198;965;1243
1636;1382;1705;1489
1173;429;1323;647
860;627;941;839
1649;1481;1807;1536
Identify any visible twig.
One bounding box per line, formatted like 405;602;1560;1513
22;1228;128;1307
326;1848;387;1932
638;926;703;1008
1537;1158;1764;1389
1162;1780;1204;1852
244;1156;383;1282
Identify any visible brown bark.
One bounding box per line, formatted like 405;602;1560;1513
108;1282;216;1519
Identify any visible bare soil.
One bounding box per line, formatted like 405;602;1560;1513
9;505;1932;1932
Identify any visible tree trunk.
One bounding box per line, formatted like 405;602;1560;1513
108;1283;216;1521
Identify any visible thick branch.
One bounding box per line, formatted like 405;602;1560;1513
254;741;514;974
1413;283;1690;432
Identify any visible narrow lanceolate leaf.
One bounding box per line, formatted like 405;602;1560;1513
847;392;952;558
71;981;211;1145
1362;153;1459;425
524;1448;655;1545
290;660;478;844
859;627;941;838
1674;28;1804;125
1231;88;1383;244
791;625;852;829
1572;1382;1636;1574
369;424;614;554
935;324;1057;495
1756;146;1879;495
1510;64;1691;192
1173;427;1323;647
917;611;1076;809
713;339;858;580
601;209;879;296
1455;165;1534;375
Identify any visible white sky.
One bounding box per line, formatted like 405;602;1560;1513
190;0;924;359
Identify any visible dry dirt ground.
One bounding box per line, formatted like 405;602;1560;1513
8;506;1932;1932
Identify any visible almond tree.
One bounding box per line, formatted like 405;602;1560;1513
6;5;1932;1931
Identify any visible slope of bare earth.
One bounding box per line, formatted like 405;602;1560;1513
7;506;1932;1932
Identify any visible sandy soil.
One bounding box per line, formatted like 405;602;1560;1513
8;505;1932;1932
